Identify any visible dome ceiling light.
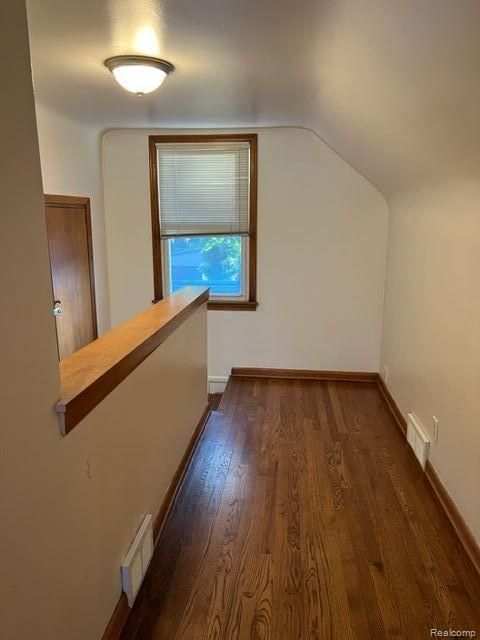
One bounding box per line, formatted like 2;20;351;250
104;55;175;96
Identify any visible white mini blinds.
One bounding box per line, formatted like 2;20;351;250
156;141;251;238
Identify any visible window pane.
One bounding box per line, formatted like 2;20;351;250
168;236;244;297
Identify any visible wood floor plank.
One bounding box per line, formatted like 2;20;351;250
120;378;480;640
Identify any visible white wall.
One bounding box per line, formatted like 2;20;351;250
35;102;111;334
380;180;480;545
103;127;389;377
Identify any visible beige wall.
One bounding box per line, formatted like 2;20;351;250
380;180;480;544
103;127;389;377
0;6;208;638
35;102;111;334
1;305;207;640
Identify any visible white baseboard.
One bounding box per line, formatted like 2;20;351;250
208;376;229;394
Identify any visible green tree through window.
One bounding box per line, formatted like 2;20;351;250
199;236;241;284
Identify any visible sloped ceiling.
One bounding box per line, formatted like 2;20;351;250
27;0;480;197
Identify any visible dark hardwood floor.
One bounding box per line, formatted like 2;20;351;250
208;392;223;412
121;378;480;639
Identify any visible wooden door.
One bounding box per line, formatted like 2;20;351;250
45;195;97;360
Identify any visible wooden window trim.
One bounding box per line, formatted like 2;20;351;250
148;133;258;311
44;194;98;339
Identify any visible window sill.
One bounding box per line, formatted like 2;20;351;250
207;300;258;311
152;298;258;311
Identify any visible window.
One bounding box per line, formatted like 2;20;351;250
149;134;257;310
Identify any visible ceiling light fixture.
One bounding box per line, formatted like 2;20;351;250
104;55;175;96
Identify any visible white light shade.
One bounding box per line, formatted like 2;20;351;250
104;56;175;96
112;64;167;95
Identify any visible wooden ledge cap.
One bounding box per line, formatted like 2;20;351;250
56;286;209;435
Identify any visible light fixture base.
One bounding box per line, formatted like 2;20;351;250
104;55;175;75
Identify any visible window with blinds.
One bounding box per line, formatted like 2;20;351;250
156;142;250;238
149;134;258;309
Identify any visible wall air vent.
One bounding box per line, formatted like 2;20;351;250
121;514;154;607
407;413;430;469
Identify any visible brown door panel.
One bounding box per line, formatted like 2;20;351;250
45;195;97;360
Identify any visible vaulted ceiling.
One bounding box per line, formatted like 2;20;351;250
27;0;480;197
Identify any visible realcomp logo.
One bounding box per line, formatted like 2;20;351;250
430;631;476;638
